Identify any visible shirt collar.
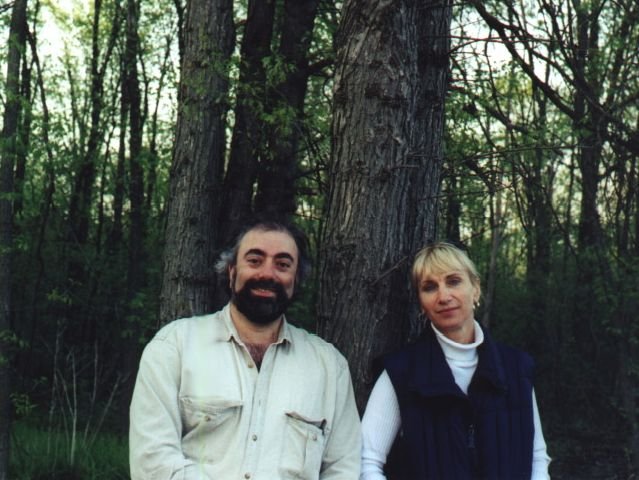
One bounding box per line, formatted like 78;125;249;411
219;303;293;345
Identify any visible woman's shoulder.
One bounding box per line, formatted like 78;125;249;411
483;333;535;378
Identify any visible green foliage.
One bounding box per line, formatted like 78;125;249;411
10;393;36;418
0;329;26;367
10;421;129;480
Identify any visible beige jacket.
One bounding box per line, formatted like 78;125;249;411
129;304;361;480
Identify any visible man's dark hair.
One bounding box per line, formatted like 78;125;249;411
215;215;311;289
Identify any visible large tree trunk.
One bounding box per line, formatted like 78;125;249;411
159;0;234;324
318;0;451;408
0;0;28;476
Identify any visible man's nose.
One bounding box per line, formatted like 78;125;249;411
256;260;277;279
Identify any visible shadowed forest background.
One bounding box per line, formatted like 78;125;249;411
0;0;638;478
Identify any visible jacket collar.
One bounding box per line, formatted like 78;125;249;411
407;322;507;398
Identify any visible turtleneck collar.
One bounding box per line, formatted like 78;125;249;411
431;320;483;366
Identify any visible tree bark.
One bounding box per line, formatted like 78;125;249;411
318;0;451;408
217;0;276;250
120;0;146;430
0;0;28;476
254;0;321;217
159;0;234;324
125;0;145;309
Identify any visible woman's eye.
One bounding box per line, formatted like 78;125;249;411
447;277;462;286
421;283;436;292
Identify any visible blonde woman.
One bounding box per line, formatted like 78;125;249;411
360;242;551;479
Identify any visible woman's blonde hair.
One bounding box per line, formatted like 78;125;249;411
411;242;481;293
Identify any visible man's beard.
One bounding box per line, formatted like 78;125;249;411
231;278;293;326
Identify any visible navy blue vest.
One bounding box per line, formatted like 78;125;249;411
383;324;534;479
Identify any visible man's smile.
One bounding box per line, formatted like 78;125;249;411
251;287;277;298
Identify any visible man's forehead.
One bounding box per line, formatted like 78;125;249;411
238;229;299;259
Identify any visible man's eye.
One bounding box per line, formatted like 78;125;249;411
277;261;292;270
246;257;261;265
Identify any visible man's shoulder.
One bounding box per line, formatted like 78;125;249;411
151;310;224;343
286;322;348;364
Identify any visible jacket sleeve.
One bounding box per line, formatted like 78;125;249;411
129;332;211;480
319;357;362;479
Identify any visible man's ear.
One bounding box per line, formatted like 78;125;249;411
228;266;235;290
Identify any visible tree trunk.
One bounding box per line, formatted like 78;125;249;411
13;55;32;219
64;0;121;346
217;0;276;250
318;0;451;408
0;0;28;476
443;172;461;243
67;0;120;248
159;0;234;324
125;0;145;310
481;186;502;328
120;0;146;429
254;0;321;217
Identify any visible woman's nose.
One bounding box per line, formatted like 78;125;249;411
438;286;452;303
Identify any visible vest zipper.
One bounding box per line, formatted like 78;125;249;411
468;423;475;449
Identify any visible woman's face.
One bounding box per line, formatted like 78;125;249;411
417;268;479;343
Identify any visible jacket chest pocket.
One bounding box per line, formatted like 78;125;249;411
180;396;243;463
279;411;326;479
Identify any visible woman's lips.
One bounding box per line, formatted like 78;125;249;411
437;306;458;315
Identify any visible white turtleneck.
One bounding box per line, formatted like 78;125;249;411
360;321;551;480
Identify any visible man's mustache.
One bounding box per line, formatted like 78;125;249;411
244;279;286;295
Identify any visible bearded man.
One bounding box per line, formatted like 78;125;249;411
129;218;361;479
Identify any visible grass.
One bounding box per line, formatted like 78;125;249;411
10;420;129;479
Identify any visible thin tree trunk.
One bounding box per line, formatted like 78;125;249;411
0;0;28;476
67;0;120;248
125;0;145;307
254;0;321;217
481;187;502;328
22;27;56;377
217;0;276;248
145;35;173;214
120;0;146;429
64;0;121;347
13;55;32;219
